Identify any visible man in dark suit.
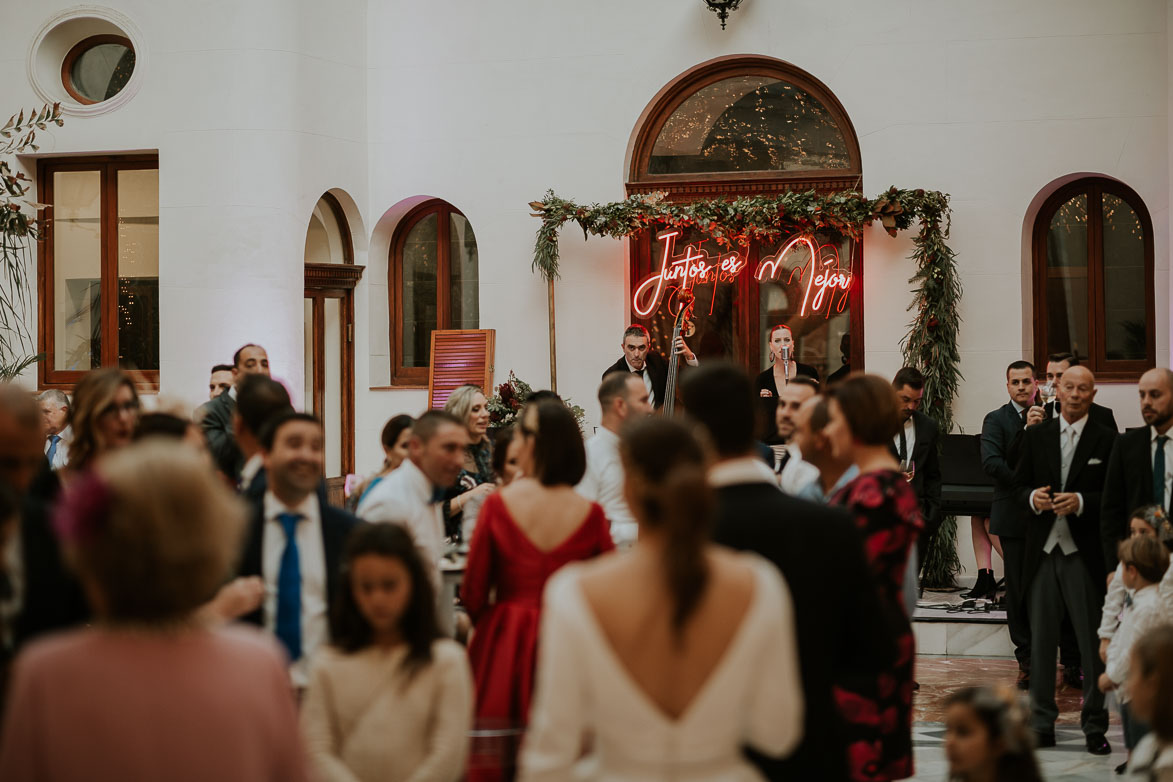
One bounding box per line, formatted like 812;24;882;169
1101;367;1173;569
981;360;1043;688
889;367;943;573
601;324;696;410
199;343;270;480
1013;365;1114;754
237;411;358;691
1043;352;1118;432
233;374;293;499
681;363;895;782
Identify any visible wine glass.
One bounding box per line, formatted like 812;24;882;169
901;457;916;483
1039;381;1056;408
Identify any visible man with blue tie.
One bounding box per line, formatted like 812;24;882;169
1013;366;1115;754
36;390;71;471
1101;367;1173;570
238;411;358;690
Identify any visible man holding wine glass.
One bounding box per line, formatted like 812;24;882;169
1042;352;1119;433
889;367;943;576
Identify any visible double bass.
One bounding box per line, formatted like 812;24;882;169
661;289;695;417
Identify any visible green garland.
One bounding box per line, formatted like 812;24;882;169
530;186;963;586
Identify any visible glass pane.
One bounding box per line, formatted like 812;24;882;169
648;75;851;175
303;298;315;414
303;197;347;264
53;170;102;371
117;169;159;372
70;42;135;103
401;213;438;368
324;297;343;477
756;234;853;381
1102;194;1147;360
449;213;479;329
1044;193;1089;359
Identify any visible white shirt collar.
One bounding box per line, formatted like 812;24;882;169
263;490;320;526
624;358;643;375
1010;400;1026;414
240;453;264;484
593;426;620;446
400;457;436;502
1152;426;1173;444
709;457;779;488
228;385;237;401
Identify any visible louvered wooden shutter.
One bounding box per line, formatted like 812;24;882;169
428;329;495;410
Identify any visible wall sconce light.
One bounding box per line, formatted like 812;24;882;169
703;0;744;30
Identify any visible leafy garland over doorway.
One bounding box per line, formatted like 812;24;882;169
529;186;964;587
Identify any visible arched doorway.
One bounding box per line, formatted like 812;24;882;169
304;192;363;494
626;55;863;382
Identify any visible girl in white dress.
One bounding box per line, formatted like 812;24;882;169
519;418;804;781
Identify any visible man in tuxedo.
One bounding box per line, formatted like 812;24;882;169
208;363;233;400
233;374;294;499
1013;365;1114;754
1043;353;1118;432
238;411;358;690
889;367;943;573
200;343;270;480
1101;367;1173;569
981;360;1043;688
576;372;652;545
601;324;696;410
36;389;71;471
681;363;894;782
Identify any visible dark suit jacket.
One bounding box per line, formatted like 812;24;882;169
1100;426;1157;569
981;402;1029;538
237;495;359;629
1046;400;1118;433
199;391;242;480
14;496;90;648
602;352;670;410
1013;416;1115;590
712;481;896;782
887;410;942;528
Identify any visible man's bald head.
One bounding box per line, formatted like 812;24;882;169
1057;365;1096;424
0;384;45;494
1139;368;1173;431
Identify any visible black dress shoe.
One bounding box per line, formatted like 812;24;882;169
1015;670;1030;690
1035;731;1056;748
1086;733;1111;755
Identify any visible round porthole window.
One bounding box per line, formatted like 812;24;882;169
61;35;135;105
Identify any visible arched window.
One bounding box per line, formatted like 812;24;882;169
1031;177;1154;379
627;56;862;381
389;199;479;384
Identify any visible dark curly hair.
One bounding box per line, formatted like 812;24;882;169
330;523;439;679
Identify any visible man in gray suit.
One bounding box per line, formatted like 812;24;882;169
981;359;1042;689
199;343;270;480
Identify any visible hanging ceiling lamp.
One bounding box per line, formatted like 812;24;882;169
703;0;744;30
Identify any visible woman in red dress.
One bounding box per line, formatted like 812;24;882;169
825;374;924;782
462;399;615;781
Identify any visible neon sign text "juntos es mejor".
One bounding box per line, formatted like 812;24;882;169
632;230;853;319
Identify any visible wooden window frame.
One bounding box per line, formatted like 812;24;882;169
626;55;865;377
61;35;135;106
1031;177;1155;382
37;154;160;391
388;199;474;386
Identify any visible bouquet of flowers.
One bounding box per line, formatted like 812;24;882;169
486;371;586;431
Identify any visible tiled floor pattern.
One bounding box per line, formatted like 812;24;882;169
911;656;1125;781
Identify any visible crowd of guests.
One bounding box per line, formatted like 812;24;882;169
0;337;1171;782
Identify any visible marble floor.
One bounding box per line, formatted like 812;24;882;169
910;655;1126;781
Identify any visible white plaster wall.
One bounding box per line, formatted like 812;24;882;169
1;0;368;413
2;0;1170;477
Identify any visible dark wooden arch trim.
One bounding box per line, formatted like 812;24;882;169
61;35;134;106
388;199;470;387
626;54;863;188
624;56;864;379
306;192;354;265
1031;176;1155;381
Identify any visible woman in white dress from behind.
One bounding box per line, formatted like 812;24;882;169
519;418;804;781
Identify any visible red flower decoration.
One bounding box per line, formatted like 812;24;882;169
834;688;880;726
846;741;883;779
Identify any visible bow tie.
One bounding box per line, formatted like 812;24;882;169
430;487;446;504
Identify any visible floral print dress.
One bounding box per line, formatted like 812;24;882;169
830;469;923;782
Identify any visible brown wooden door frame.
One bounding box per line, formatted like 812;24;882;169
303;280;359;477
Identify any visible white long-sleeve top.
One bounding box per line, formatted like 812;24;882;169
1105;576;1171;702
1098;562;1128;640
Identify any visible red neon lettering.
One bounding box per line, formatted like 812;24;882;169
632;231;743;317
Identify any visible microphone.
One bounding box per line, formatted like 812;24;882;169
779;344;792;364
780;344;792;383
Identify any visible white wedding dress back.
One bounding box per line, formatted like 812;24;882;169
519;553;803;781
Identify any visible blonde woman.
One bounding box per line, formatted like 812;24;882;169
442;385;496;540
65;369;141;480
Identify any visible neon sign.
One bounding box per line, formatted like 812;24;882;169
632;230;853;319
632;231;747;317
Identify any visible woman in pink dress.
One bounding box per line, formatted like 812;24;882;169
463;399;615;781
0;440;306;782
